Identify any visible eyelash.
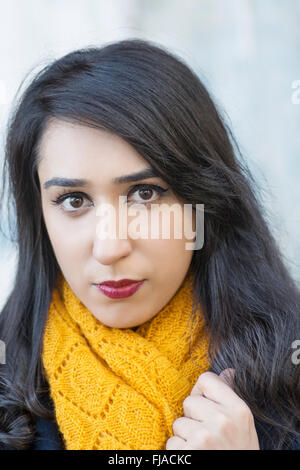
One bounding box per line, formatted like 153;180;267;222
50;184;169;213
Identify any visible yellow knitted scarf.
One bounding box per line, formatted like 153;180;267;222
42;272;211;450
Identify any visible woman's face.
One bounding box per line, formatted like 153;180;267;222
38;119;195;329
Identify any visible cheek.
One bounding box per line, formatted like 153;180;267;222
140;236;193;269
144;204;195;240
42;210;89;265
138;205;194;264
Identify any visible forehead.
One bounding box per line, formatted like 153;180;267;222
37;119;147;178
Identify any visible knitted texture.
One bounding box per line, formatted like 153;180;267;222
42;272;211;450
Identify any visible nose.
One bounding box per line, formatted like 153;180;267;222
92;236;133;265
92;207;133;265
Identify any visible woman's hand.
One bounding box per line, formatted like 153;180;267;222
166;369;260;450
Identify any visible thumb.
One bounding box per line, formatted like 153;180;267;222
219;368;235;388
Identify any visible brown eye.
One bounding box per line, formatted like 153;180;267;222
127;184;168;205
51;192;92;213
138;189;153;200
68;196;83;209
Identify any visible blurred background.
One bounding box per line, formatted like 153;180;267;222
0;0;300;309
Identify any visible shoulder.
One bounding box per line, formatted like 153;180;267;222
0;417;64;451
2;386;298;450
0;389;65;451
28;413;300;451
30;415;65;450
29;388;65;450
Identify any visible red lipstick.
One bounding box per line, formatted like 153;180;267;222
94;279;145;299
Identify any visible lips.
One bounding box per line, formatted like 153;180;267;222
94;279;145;299
99;279;141;288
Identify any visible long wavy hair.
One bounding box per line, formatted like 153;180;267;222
0;38;299;450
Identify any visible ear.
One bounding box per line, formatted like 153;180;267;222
218;368;235;388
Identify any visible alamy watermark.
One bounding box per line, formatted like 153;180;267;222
291;340;300;365
0;339;5;364
95;196;205;250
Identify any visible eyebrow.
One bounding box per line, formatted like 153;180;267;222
43;168;159;190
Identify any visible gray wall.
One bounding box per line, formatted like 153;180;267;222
1;0;300;309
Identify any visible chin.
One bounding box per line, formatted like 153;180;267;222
96;319;135;329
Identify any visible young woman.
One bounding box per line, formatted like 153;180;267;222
0;38;299;451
